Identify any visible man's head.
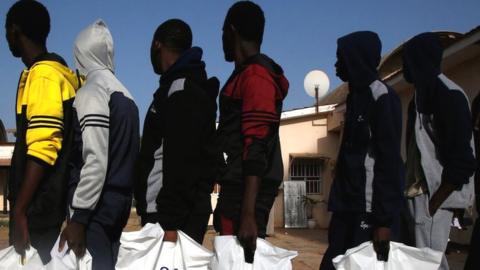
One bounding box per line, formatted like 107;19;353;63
402;32;443;85
5;0;50;58
222;1;265;62
150;19;192;75
335;31;381;86
402;32;443;114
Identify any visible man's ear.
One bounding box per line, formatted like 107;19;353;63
12;23;22;35
228;24;241;43
8;23;21;37
153;40;162;50
229;24;237;35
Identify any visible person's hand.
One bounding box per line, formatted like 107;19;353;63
59;221;86;258
238;214;257;263
163;231;178;242
429;182;457;217
13;211;30;258
373;227;391;262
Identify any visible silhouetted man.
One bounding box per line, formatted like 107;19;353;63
464;94;480;270
134;19;219;244
214;1;289;263
320;31;404;270
403;32;476;270
5;0;79;263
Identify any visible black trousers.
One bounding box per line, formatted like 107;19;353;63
319;212;374;270
464;217;480;270
214;182;278;238
320;212;400;270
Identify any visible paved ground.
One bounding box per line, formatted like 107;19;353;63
0;212;469;269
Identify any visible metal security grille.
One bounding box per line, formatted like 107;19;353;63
289;158;323;195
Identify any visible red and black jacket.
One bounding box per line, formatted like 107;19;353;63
216;54;289;190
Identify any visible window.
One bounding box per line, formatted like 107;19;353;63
289;157;324;195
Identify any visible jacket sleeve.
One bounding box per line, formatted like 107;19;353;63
70;89;110;225
156;84;205;230
134;101;163;217
371;91;404;228
438;91;476;188
25;76;65;166
240;74;280;176
405;100;416;153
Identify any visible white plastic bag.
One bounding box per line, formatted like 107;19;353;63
332;241;443;270
0;246;45;270
210;236;298;270
45;237;92;270
115;223;213;270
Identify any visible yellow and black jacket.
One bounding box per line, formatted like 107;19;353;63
9;53;81;229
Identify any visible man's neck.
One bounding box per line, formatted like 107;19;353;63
21;43;47;68
161;51;181;75
234;42;260;68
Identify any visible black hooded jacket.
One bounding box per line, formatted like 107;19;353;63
404;33;476;191
328;32;405;228
134;47;219;230
472;95;480;211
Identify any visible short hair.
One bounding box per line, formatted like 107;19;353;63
6;0;50;45
224;1;265;45
154;19;192;54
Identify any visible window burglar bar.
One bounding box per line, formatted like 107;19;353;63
289;157;323;195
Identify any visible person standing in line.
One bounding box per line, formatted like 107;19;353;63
59;20;140;270
5;0;80;263
403;32;476;270
134;19;219;244
214;1;289;263
319;31;405;270
464;94;480;270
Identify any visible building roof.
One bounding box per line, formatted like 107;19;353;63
319;27;480;106
281;104;335;121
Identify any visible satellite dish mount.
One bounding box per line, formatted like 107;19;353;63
304;70;330;114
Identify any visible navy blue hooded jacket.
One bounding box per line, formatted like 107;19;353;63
328;31;405;228
404;33;475;206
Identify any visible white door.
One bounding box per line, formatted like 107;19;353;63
284;181;307;228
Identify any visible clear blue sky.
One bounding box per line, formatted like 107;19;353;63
0;0;478;131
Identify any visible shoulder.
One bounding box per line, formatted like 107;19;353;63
439;89;470;111
166;77;208;101
438;74;464;93
28;64;63;83
369;80;402;117
237;64;277;94
369;80;389;101
74;83;109;111
167;78;187;98
240;64;275;84
436;75;470;109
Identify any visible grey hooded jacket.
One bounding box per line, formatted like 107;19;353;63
404;33;476;209
69;20;140;225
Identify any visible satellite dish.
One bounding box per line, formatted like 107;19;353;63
304;70;330;99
